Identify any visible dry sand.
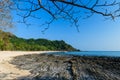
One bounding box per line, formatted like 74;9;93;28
0;51;57;80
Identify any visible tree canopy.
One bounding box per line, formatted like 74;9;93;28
0;30;78;51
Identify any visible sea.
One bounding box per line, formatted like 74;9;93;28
49;51;120;57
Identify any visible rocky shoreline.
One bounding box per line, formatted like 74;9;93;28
10;53;120;80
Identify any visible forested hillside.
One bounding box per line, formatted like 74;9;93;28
0;30;77;51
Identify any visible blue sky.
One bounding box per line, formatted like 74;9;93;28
10;14;120;51
9;1;120;51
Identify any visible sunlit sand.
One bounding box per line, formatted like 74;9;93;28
0;51;57;79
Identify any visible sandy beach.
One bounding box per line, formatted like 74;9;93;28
0;51;57;80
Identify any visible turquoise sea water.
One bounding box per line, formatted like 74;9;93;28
50;51;120;57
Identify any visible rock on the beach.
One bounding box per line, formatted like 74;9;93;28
11;54;120;80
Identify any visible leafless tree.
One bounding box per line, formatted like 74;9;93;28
0;0;13;30
1;0;120;31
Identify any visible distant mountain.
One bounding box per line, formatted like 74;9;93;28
0;30;78;51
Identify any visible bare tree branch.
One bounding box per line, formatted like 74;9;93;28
1;0;120;31
0;0;14;30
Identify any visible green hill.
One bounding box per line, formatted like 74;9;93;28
0;30;78;51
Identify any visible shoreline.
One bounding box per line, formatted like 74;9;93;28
0;51;119;79
11;53;120;80
0;51;59;79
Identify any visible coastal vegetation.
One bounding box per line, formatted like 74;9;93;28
0;30;77;51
